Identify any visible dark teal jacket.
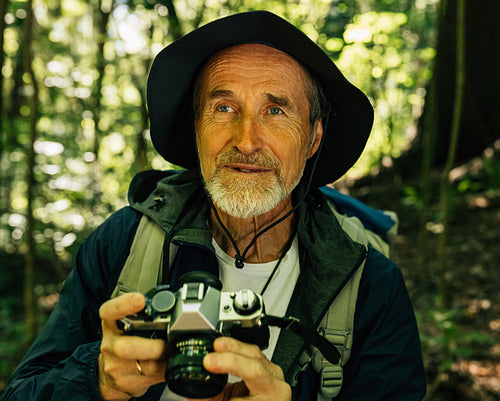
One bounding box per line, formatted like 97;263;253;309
1;170;426;400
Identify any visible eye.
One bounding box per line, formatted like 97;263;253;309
268;107;284;115
217;105;235;113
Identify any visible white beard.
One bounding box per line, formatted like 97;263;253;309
206;172;287;218
203;149;305;218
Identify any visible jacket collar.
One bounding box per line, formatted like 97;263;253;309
128;169;213;250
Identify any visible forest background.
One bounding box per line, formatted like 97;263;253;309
0;0;499;399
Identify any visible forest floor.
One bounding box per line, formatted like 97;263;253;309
349;177;500;401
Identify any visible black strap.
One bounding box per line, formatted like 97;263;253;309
265;315;340;365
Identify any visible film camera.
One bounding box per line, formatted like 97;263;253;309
118;271;270;398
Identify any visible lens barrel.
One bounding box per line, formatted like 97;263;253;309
165;332;227;398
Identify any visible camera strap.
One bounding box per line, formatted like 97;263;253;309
264;315;341;365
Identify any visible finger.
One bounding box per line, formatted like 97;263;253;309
205;352;290;399
99;293;145;327
133;358;167;379
213;337;262;358
103;352;166;380
103;334;167;361
212;337;283;379
203;351;265;382
204;338;289;399
99;353;165;399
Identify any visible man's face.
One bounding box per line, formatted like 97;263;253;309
195;44;322;218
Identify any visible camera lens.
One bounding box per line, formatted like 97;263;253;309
165;332;227;398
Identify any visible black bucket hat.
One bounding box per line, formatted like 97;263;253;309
147;10;373;187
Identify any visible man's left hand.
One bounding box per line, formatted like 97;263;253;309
189;337;291;401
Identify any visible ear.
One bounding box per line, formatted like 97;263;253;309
307;119;324;159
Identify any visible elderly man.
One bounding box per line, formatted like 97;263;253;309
1;11;426;401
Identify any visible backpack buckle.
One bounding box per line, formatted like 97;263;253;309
323;329;353;351
287;348;313;387
319;364;343;398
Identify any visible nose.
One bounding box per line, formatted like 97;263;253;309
232;114;264;155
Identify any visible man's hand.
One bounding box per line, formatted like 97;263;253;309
189;337;292;401
98;293;167;401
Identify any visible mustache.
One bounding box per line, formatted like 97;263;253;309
215;148;281;172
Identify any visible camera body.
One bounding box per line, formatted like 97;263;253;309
118;271;269;398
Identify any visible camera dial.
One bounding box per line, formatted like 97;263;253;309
232;289;260;315
143;285;176;320
149;290;176;314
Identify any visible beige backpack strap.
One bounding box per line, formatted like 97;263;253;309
111;214;166;298
313;202;369;400
326;204;368;365
328;201;368;366
316;257;365;366
313;257;366;400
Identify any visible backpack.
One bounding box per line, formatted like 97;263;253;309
111;187;398;400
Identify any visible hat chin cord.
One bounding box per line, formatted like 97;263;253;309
207;106;331;269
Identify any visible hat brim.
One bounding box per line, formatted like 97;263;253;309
147;11;373;186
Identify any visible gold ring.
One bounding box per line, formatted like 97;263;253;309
135;360;145;376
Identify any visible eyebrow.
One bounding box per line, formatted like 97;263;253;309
207;89;234;100
206;90;295;110
265;93;292;109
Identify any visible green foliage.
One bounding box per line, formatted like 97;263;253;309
418;306;496;374
332;3;438;177
455;151;500;195
0;0;439;389
0;296;53;383
402;185;423;207
0;317;29;380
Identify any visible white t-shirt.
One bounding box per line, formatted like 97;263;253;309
160;235;300;400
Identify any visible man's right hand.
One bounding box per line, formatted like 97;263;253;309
98;293;167;401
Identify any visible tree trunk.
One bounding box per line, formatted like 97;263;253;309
394;0;500;178
417;0;446;282
132;0;184;172
92;0;110;160
23;0;39;342
0;0;8;142
161;0;183;40
0;0;9;213
436;0;466;310
89;0;111;209
132;60;150;172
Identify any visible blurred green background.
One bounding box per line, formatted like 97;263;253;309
1;0;499;399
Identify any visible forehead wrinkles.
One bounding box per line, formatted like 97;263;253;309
200;44;311;101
